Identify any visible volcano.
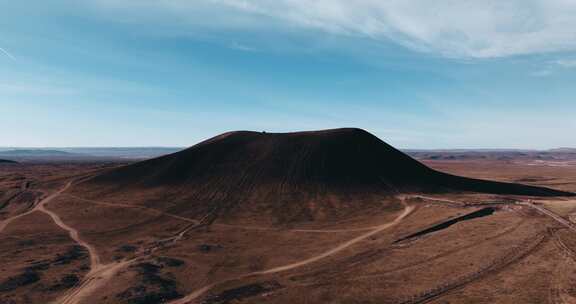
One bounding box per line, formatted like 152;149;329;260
81;128;573;224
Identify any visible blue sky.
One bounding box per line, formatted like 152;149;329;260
1;1;576;148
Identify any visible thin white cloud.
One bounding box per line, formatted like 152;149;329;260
85;0;576;59
555;59;576;68
0;47;16;61
530;69;552;77
229;41;258;52
530;57;576;76
207;0;576;59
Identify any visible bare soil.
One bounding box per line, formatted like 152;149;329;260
1;137;576;304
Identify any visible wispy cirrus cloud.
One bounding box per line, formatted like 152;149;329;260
87;0;576;59
0;46;16;61
207;0;576;59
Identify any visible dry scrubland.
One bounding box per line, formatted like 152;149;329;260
1;130;576;304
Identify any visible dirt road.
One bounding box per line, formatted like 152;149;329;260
0;183;72;233
0;181;116;304
254;204;415;275
0;207;38;233
169;203;415;304
63;194;199;224
37;189;101;268
58;259;135;304
519;201;576;233
62;195;388;234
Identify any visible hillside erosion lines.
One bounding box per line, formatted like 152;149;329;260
86;129;573;227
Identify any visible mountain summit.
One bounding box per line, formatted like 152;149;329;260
82;128;573;224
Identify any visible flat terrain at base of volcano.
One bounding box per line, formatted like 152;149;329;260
1;158;576;304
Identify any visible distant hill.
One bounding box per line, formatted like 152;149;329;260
79;128;573;225
0;149;79;156
58;147;183;159
0;149;89;161
0;147;182;162
406;148;576;161
0;159;18;164
549;148;576;153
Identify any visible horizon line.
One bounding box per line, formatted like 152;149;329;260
0;146;574;151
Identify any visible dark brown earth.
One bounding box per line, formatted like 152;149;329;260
2;129;576;304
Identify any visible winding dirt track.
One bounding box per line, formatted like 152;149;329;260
58;259;134;304
0;207;37;234
0;181;114;304
255;204;415;275
519;201;576;232
0;183;72;234
63;194;199;224
408;195;462;205
214;222;396;233
169;203;415;304
3;183;568;304
0;181;136;304
37;184;101;268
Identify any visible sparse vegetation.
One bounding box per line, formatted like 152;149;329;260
48;274;80;291
201;281;282;304
0;270;40;292
116;261;183;304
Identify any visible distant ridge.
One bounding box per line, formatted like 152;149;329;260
0;159;18;164
81;128;573;224
549;147;576;153
0;149;94;162
0;149;77;156
0;147;183;160
407;148;576;161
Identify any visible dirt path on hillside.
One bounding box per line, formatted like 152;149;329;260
519;201;576;232
0;181;117;304
169;203;415;304
254;204;415;275
216;222;396;233
63;194;199;224
0;182;72;233
58;259;135;304
0;207;38;234
407;195;464;206
37;191;101;268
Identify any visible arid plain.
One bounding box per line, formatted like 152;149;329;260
1;129;576;304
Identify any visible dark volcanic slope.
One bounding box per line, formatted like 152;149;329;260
84;128;572;223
